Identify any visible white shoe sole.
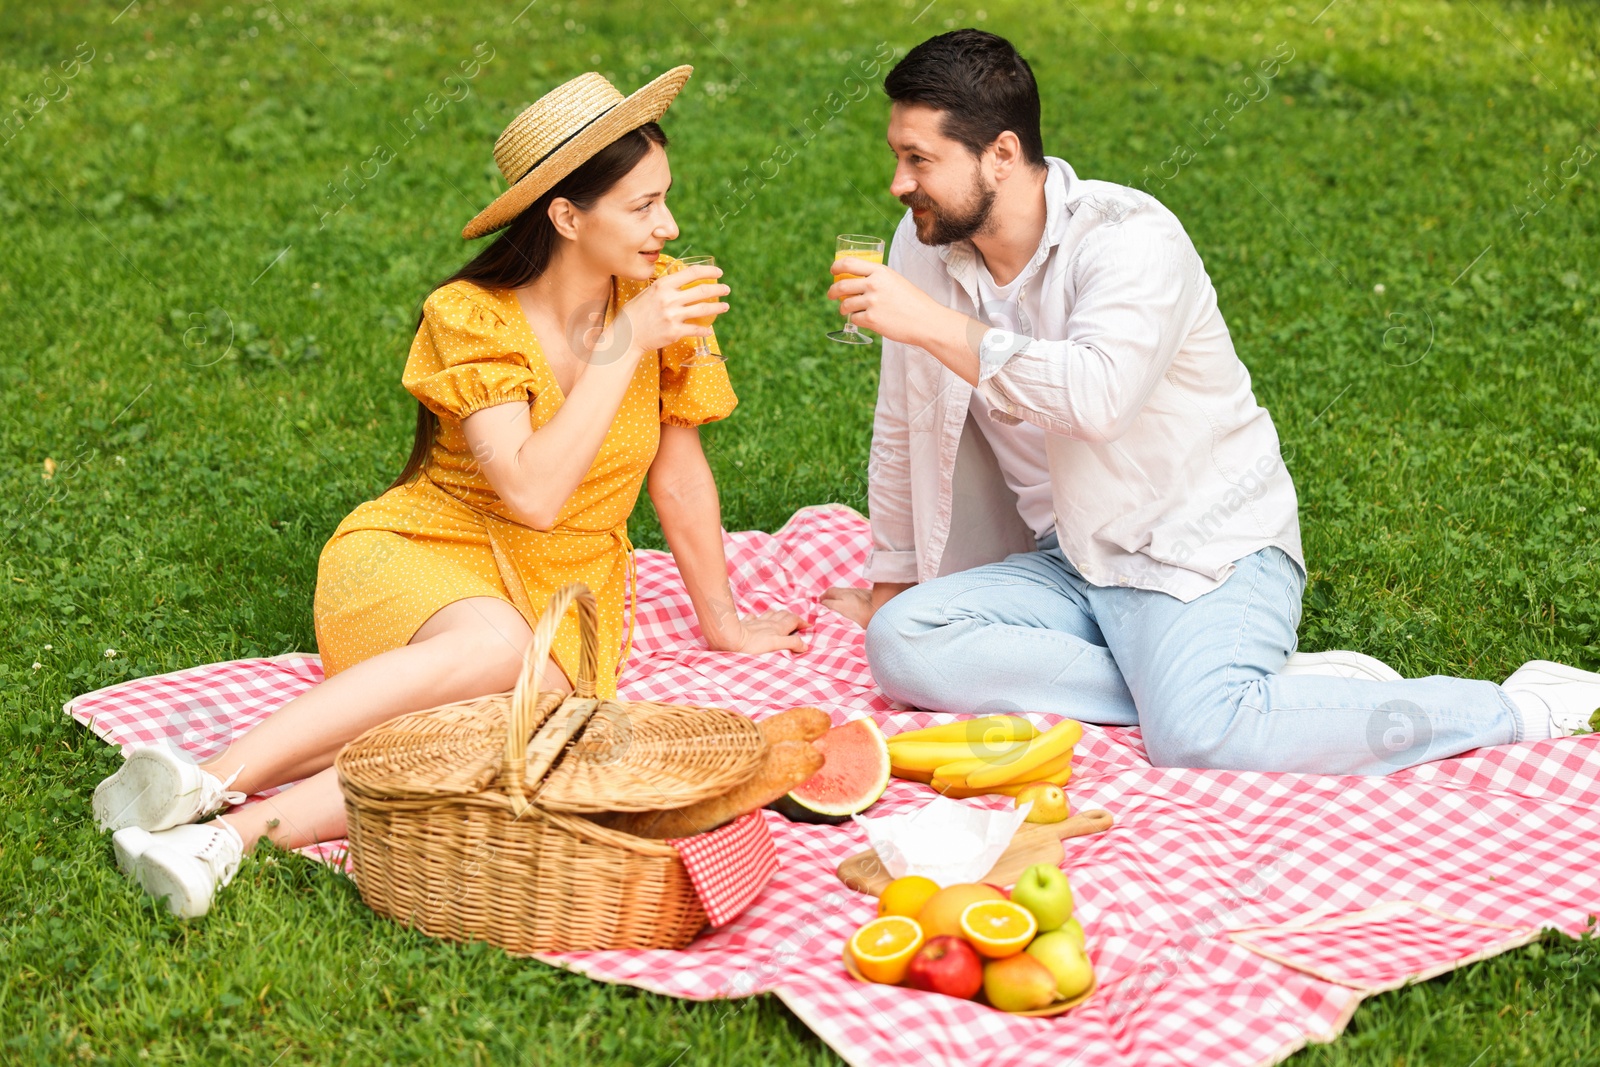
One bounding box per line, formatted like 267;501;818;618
1508;659;1600;687
111;827;154;878
92;747;196;833
1281;650;1404;683
134;846;215;919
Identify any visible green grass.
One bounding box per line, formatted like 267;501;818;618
3;0;1599;1062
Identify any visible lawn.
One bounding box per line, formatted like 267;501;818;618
3;0;1599;1062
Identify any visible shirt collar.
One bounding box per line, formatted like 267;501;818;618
937;156;1075;289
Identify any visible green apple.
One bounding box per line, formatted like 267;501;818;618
1057;916;1085;950
1009;862;1073;931
1025;929;1095;999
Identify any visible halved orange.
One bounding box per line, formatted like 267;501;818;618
846;915;926;984
959;899;1038;958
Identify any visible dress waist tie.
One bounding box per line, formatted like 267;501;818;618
480;515;637;697
614;526;638;680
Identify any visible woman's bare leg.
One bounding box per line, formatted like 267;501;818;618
200;596;570;796
219;766;346;851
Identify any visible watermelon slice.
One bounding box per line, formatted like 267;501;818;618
767;718;891;824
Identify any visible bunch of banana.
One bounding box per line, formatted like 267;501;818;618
886;715;1083;799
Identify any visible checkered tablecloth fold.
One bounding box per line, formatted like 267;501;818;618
65;504;1600;1067
1227;899;1544;992
668;809;780;927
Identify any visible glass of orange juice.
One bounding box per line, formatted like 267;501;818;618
829;234;885;345
669;254;724;365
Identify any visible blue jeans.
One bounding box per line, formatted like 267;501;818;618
864;534;1532;775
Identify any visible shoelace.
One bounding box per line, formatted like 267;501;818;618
205;766;248;810
196;824;244;884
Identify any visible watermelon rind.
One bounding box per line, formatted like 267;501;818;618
775;717;891;820
766;794;852;825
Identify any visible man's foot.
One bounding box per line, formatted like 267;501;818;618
92;745;245;833
1503;660;1600;738
1280;650;1403;683
111;821;244;919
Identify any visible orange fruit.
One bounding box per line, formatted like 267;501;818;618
916;883;1006;939
959;899;1039;958
847;915;926;984
878;875;941;918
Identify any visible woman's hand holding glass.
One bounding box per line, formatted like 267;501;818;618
612;264;729;355
667;255;725;365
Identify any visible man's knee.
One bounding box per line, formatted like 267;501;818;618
865;597;914;690
867;589;954;707
1135;680;1259;771
1142;728;1233;771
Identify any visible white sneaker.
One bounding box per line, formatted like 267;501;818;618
1503;660;1600;738
92;745;245;833
111;821;244;919
1280;650;1404;683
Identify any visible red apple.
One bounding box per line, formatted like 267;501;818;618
904;935;984;1000
984;883;1011;899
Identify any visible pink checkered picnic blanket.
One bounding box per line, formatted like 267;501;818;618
67;504;1600;1067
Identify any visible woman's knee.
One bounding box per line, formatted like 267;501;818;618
436;630;528;694
413;599;535;695
410;596;527;645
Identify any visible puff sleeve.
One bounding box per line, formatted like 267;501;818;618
659;333;738;428
402;283;537;421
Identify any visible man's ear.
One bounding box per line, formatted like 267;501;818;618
988;130;1024;183
547;196;581;240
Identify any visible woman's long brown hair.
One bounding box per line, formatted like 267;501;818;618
385;122;669;493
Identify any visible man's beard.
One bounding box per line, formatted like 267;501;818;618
900;168;997;245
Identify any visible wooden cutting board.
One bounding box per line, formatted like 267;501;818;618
836;808;1113;896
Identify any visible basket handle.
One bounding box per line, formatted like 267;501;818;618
503;582;600;812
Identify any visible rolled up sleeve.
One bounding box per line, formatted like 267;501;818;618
976;207;1202;444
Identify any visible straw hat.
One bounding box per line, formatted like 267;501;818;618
461;65;693;240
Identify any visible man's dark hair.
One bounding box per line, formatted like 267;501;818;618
883;30;1045;166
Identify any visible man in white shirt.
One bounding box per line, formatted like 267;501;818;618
821;30;1599;772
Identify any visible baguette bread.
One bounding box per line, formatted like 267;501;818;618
758;706;831;745
596;740;824;840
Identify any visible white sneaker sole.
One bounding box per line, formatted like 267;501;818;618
1281;650;1404;683
1509;659;1600;687
111;827;154;878
134;846;215;919
92;747;196;833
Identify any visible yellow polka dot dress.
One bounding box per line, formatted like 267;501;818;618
313;256;737;697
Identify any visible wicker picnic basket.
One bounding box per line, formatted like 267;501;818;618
335;582;769;953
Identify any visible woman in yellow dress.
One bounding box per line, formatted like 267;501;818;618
91;66;806;917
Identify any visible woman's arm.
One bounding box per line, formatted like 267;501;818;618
462;377;634;531
462;267;728;530
649;424;806;654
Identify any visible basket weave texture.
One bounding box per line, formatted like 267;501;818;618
337;582;769;952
